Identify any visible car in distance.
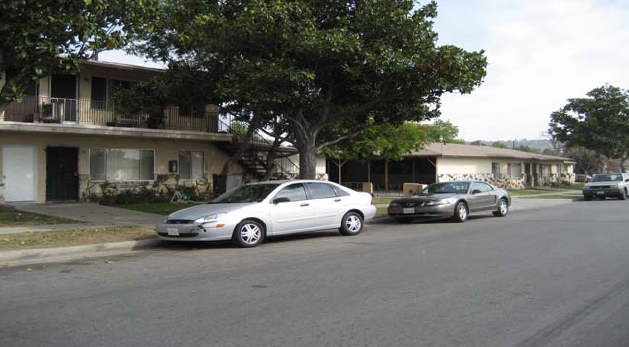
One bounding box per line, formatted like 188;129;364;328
582;173;629;200
155;180;376;247
387;180;511;223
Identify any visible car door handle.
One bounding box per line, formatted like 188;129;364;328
300;203;310;207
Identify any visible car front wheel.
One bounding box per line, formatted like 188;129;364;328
620;189;627;200
492;198;509;217
452;202;468;222
233;219;265;248
339;211;363;236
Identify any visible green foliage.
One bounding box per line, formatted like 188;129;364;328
469;140;484;146
99;187;170;206
426;120;461;143
515;145;539;153
564;146;604;175
492;141;508;149
323;120;428;162
0;0;158;109
136;0;487;178
549;85;629;168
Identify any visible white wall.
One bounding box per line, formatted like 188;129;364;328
436;157;493;175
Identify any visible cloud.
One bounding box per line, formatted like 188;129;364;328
434;0;629;140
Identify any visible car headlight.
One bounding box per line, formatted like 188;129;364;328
389;202;401;207
194;213;227;223
425;198;457;206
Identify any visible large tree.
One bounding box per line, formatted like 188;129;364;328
425;119;464;143
549;85;629;171
138;0;487;178
0;0;157;111
564;146;604;176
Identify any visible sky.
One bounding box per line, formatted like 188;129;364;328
432;0;629;141
99;0;629;141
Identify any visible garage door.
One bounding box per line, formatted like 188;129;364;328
2;145;37;202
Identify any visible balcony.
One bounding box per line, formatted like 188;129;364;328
2;96;220;133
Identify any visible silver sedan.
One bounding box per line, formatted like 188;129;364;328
388;180;511;223
156;180;376;247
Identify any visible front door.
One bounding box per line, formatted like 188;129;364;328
2;145;37;202
46;147;78;202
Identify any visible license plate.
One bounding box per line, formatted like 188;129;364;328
167;227;180;236
597;191;605;195
403;207;415;214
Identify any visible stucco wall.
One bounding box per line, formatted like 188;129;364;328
436;157;493;175
0;132;241;203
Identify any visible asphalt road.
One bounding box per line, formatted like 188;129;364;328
2;199;629;347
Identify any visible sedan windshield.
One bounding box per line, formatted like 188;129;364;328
592;174;622;182
212;183;281;203
421;182;470;195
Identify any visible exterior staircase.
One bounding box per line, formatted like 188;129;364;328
216;117;300;180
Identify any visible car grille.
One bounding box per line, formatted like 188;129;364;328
402;201;425;207
166;219;195;224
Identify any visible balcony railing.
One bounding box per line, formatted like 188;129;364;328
2;96;220;133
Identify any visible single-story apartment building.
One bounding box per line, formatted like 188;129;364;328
327;142;576;192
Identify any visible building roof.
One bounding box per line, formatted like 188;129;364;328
84;60;166;73
408;142;575;163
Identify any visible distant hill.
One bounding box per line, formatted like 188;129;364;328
466;139;553;151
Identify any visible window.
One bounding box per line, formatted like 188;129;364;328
179;150;204;179
508;163;522;179
492;162;501;179
307;182;337;199
274;183;307;202
89;148;154;181
471;182;493;193
91;77;107;109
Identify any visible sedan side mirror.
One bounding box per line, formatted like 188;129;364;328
273;197;290;204
472;189;482;194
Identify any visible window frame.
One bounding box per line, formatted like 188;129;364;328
178;150;205;180
88;148;155;182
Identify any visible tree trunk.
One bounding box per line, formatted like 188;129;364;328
297;136;318;179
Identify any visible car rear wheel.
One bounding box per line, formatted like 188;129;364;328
492;198;509;217
339;211;363;236
232;220;265;248
452;202;468;222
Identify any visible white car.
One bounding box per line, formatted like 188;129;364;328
582;173;629;200
155;180;376;247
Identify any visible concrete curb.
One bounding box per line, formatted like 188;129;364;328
0;239;161;267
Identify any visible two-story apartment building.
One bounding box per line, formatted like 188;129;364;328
0;60;251;203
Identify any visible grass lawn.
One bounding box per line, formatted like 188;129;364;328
508;189;552;196
518;194;580;200
373;197;394;205
0;207;79;227
112;202;195;216
549;183;585;190
0;226;156;251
